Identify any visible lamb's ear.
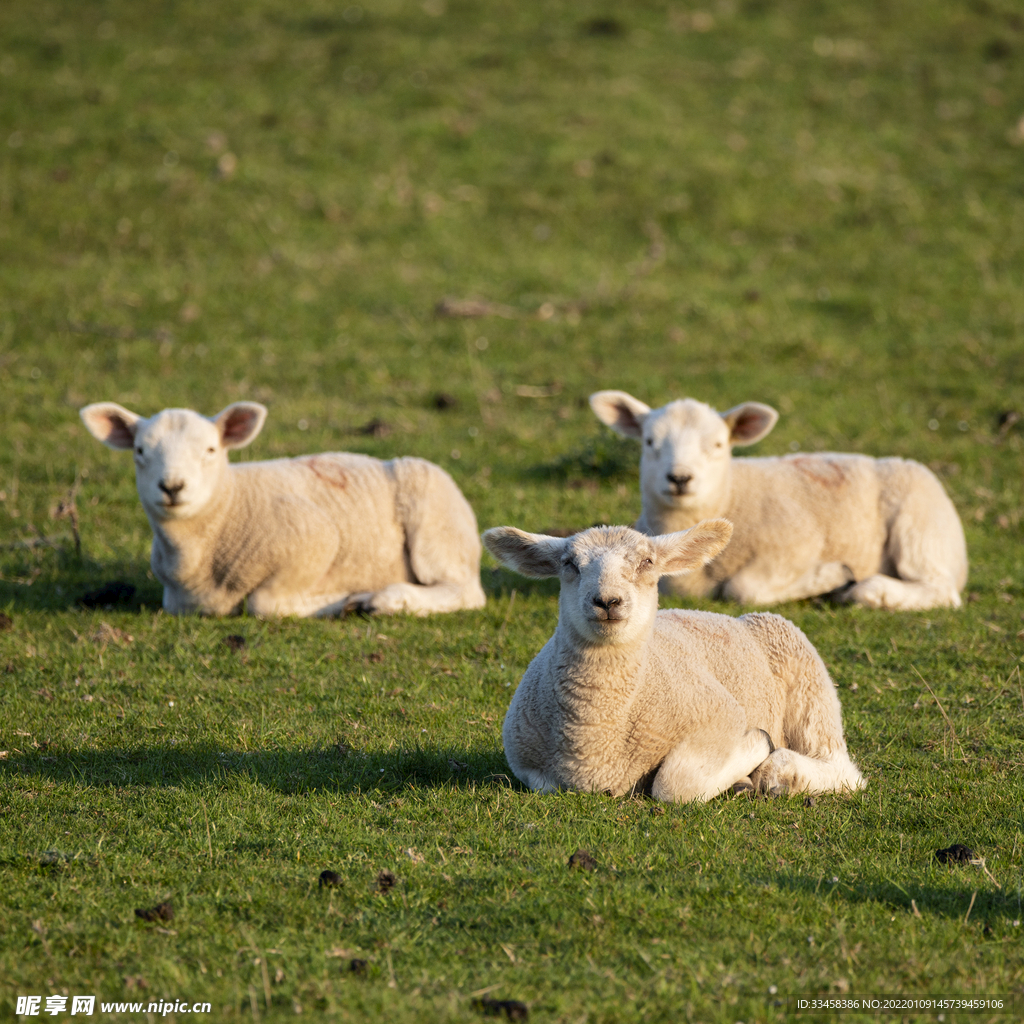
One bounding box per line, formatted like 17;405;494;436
589;390;651;439
80;403;142;450
721;402;778;446
653;519;733;576
213;402;267;449
482;527;567;579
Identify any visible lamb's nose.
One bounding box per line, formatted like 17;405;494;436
159;480;185;498
666;473;692;491
593;595;621;611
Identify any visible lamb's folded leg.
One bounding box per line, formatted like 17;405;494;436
749;747;865;795
651;728;773;803
722;561;855;605
343;581;482;617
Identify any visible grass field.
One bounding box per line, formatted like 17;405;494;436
2;0;1023;1020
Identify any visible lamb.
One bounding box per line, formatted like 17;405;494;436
589;390;968;611
80;401;487;618
483;521;865;802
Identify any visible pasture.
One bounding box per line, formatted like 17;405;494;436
1;0;1023;1020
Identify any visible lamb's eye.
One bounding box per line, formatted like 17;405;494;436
135;446;143;455
563;560;579;575
645;437;653;447
207;446;216;454
639;558;654;572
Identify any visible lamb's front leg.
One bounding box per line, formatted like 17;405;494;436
723;561;854;605
341;580;483;617
651;728;773;803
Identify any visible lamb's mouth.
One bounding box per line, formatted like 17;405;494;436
591;612;628;625
662;486;692;500
156;497;189;515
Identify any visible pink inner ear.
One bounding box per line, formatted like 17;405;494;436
731;408;772;442
105;414;137;448
613;405;640;432
221;408;259;445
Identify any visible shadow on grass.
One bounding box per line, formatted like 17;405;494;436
0;744;520;795
521;429;637;484
482;566;560;599
775;873;1022;923
0;547;161;614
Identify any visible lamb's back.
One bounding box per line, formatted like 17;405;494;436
717;453;889;580
647;608;789;736
229;452;410;587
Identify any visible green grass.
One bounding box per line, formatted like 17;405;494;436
2;0;1024;1020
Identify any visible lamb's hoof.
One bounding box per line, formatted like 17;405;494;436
824;580;858;605
732;779;755;795
341;593;376;617
768;784;788;798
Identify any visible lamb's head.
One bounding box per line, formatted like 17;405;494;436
590;390;778;517
80;401;267;521
483;520;732;646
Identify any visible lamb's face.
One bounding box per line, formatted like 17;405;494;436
589;390;780;516
640;399;732;513
557;529;661;646
80;401;268;522
131;410;230;520
482;520;734;649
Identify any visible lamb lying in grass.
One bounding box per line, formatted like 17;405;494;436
80;401;486;618
483;521;865;802
590;389;967;610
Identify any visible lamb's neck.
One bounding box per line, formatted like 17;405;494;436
551;628;651;709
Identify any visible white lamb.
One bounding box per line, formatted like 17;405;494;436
483;521;864;802
80;401;486;618
590;390;968;611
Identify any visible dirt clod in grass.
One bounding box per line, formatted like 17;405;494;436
78;581;136;608
583;17;625;37
803;796;816;807
472;997;529;1020
376;869;397;893
434;392;458;410
319;870;342;888
435;297;517;319
448;759;469;772
935;844;975;864
349;958;368;975
359;418;392;438
743;288;761;302
223;635;246;651
568;848;597;871
135;901;173;923
0;612;12;630
997;410;1020;435
985;39;1013;62
92;622;133;646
